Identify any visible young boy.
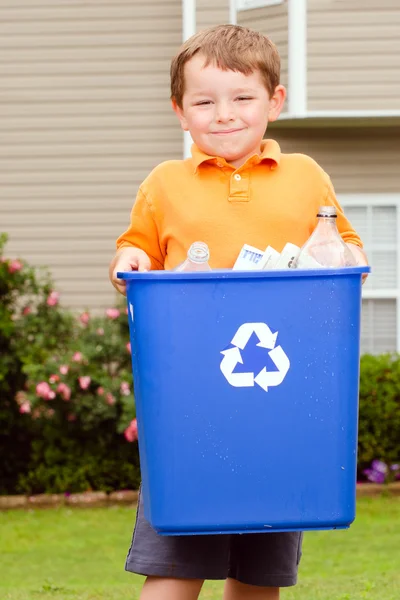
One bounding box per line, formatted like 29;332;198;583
110;24;367;600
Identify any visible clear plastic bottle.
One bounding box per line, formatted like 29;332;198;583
174;241;212;272
293;206;357;269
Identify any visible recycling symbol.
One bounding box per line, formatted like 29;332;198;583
220;322;290;392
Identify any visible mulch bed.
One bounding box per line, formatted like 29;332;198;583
1;484;399;511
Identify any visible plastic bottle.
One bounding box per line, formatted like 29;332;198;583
292;206;357;269
174;241;212;272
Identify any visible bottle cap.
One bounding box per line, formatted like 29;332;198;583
317;206;337;218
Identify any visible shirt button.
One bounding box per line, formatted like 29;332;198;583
234;174;241;181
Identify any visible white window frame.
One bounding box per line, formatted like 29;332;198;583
236;0;283;10
339;193;400;352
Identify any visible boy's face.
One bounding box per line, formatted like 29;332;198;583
173;54;285;168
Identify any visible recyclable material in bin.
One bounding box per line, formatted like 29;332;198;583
118;267;370;536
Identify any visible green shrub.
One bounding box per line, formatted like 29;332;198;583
0;232;73;493
0;233;139;495
358;353;400;481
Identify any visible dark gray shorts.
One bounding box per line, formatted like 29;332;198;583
125;489;303;588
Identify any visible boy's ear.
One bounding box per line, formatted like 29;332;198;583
267;85;286;122
171;99;189;131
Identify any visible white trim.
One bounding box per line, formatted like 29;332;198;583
237;0;283;10
288;0;307;117
361;290;399;300
339;194;400;207
182;0;196;47
182;0;196;159
277;109;400;122
229;0;237;24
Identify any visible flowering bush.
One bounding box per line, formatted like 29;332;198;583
358;353;400;482
0;233;140;494
18;309;136;434
363;459;400;484
0;233;75;493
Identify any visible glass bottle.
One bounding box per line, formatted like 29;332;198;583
293;206;357;268
174;241;212;272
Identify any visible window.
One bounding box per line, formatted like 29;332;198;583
339;195;400;355
236;0;284;11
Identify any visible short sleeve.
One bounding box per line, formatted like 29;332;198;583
116;187;165;270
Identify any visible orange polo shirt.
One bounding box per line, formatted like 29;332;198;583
116;140;363;270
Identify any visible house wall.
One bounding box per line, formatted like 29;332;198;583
237;1;289;110
1;0;182;309
197;0;230;31
307;0;400;111
269;126;400;193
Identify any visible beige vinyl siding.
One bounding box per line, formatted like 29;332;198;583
237;2;288;111
0;0;182;310
197;0;230;31
307;1;400;111
269;126;400;193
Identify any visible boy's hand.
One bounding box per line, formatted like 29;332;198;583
346;243;369;283
110;247;151;295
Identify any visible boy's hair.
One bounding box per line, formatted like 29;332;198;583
170;24;281;108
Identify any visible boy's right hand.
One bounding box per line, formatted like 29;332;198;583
110;247;151;295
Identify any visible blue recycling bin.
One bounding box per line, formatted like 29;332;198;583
118;267;369;535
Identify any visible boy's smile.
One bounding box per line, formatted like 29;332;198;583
173;54;285;169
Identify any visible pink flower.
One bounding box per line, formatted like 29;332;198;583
97;386;105;396
126;342;131;354
79;312;90;325
96;328;104;336
125;307;129;315
48;391;56;400
106;308;120;320
57;382;71;401
22;306;31;316
67;413;77;422
120;381;130;396
9;259;23;273
106;393;116;406
46;291;60;306
45;408;55;418
72;352;83;363
19;401;31;414
59;364;69;375
49;374;60;384
124;418;138;442
36;381;53;400
78;376;91;390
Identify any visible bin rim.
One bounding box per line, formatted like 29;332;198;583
117;266;370;281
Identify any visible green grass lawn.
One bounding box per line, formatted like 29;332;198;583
1;496;399;600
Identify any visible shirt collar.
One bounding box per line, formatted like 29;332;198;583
190;139;281;172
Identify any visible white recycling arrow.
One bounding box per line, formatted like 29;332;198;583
231;322;277;350
220;322;290;392
220;346;254;387
253;346;290;392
